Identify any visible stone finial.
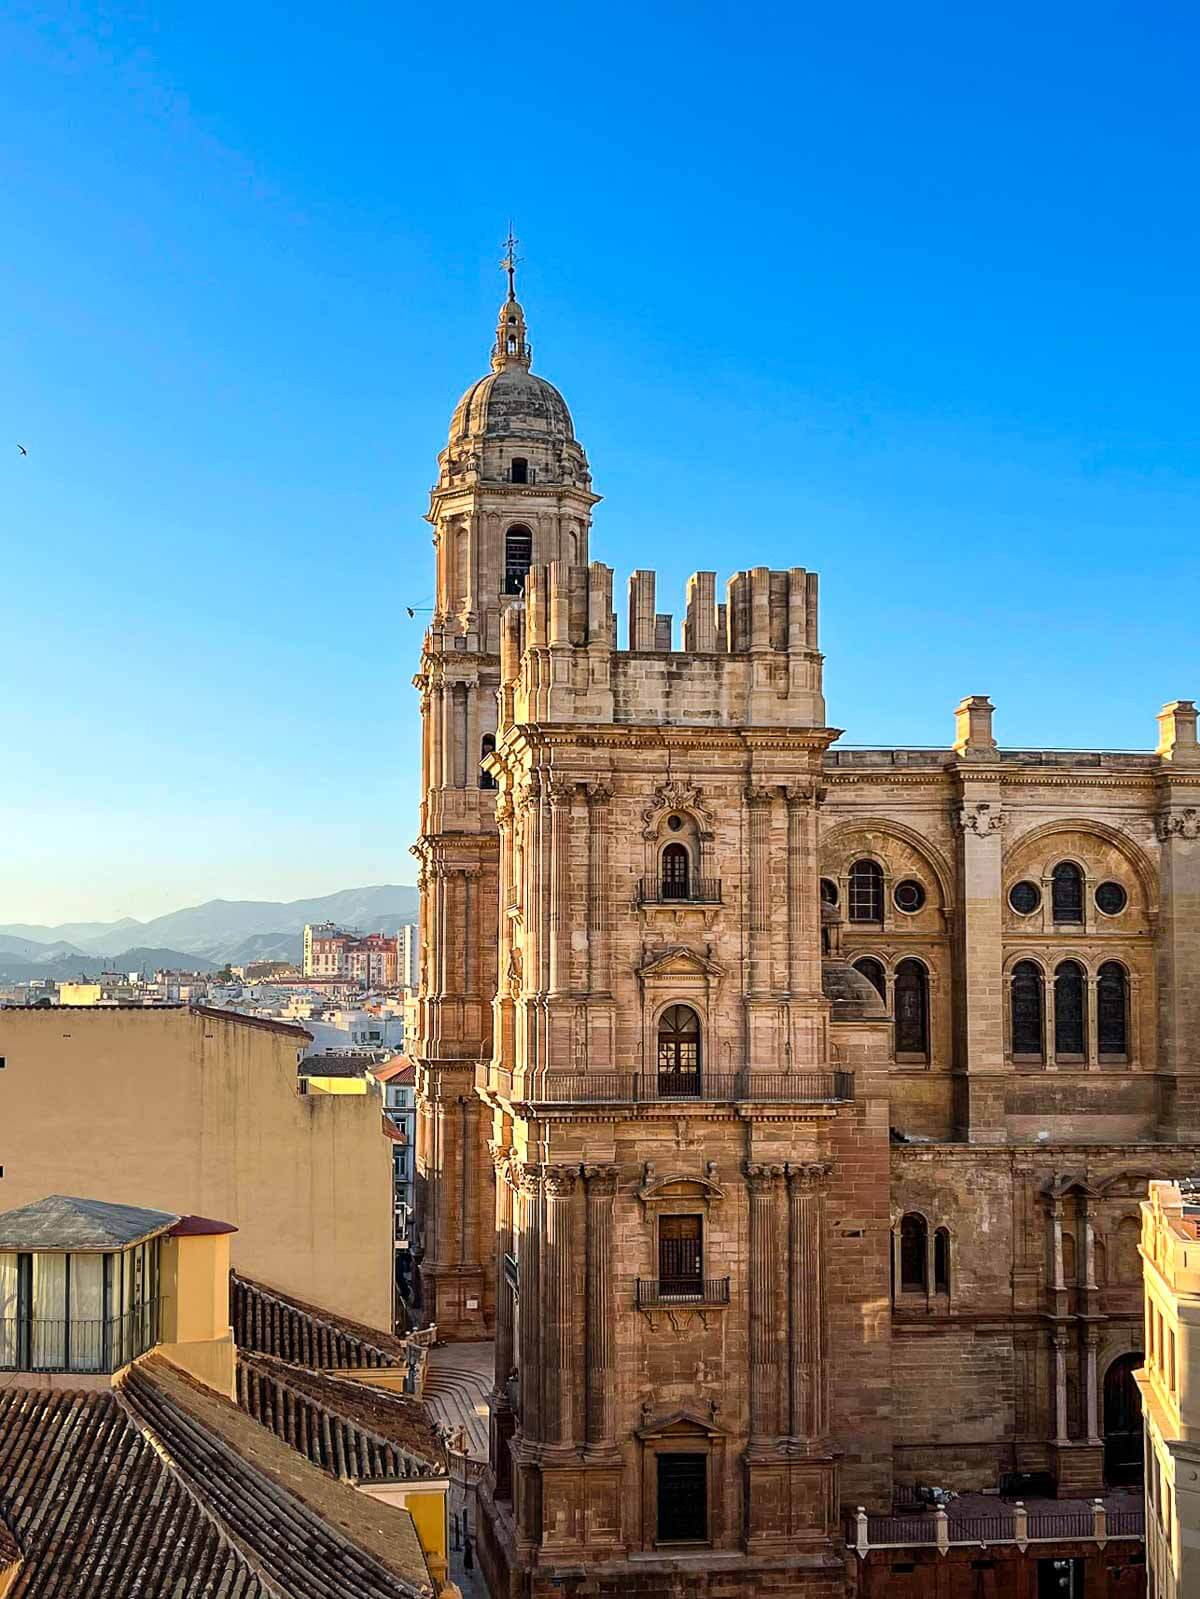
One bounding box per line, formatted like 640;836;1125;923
1157;700;1200;765
953;695;997;760
628;570;656;652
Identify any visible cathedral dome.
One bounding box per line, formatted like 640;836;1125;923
449;365;576;444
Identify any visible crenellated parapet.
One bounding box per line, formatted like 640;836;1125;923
499;560;826;730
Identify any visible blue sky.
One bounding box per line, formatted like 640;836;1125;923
4;2;1198;923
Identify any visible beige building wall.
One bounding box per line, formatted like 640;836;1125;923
0;1006;394;1330
1137;1180;1200;1599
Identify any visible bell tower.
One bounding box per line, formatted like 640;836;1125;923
412;239;599;1338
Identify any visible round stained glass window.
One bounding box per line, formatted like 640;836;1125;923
1095;880;1127;916
666;815;684;832
893;879;925;914
1009;881;1041;916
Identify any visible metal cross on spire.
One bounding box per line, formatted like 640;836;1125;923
501;223;521;301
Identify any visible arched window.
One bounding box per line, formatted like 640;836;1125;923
503;525;533;595
479;734;497;790
1061;1231;1077;1285
853;957;886;999
660;842;690;900
934;1228;950;1294
1097;962;1128;1059
1011;960;1044;1060
894;959;929;1060
657;1005;701;1095
1104;1353;1145;1484
1054;960;1086;1058
848;859;884;923
1052;862;1084;924
510;457;528;484
900;1214;927;1293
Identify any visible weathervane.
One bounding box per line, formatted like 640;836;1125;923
501;223;521;300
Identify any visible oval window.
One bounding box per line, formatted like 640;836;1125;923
1009;881;1041;916
820;878;839;908
894;879;925;914
1095;881;1127;916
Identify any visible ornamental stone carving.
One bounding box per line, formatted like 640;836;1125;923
1157;807;1200;841
641;779;713;837
542;1165;579;1198
786;1160;833;1191
959;801;1005;836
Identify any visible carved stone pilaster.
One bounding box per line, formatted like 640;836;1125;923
583;1164;619;1446
787;1161;832;1440
587;781;613;994
745;787;774;992
542;1165;578;1445
516;1166;542;1441
746;1162;785;1441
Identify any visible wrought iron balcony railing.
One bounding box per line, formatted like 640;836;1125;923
637;876;722;906
635;1277;730;1309
0;1299;162;1375
481;1068;854;1107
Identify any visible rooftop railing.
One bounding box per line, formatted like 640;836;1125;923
849;1498;1144;1556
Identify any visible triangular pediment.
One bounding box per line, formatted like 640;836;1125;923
635;1405;726;1440
637;945;724;981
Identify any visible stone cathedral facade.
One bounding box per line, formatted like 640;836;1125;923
412;278;1200;1597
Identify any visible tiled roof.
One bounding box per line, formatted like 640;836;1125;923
301;1053;374;1078
371;1056;414;1084
0;1367;430;1597
232;1274;408;1369
381;1115;407;1143
238;1351;447;1478
0;1515;18;1569
0;1194;178;1250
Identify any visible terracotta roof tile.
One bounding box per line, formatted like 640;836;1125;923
232;1274;408;1369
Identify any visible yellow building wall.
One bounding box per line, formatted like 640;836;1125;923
303;1076;367;1095
58;983;102;1006
158;1232;237;1398
0;1009;394;1330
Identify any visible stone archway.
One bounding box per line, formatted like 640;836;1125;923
1103;1351;1144;1483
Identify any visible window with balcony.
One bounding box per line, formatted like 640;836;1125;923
658;1214;703;1299
656;1005;701;1096
0;1239;160;1374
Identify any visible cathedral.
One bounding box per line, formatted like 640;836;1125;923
411;258;1197;1597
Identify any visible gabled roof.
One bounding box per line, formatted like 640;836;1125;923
0;1362;431;1597
232;1273;409;1370
238;1350;446;1477
300;1053;374;1078
0;1194;178;1251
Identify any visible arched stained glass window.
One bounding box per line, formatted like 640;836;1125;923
1052;862;1084;924
848;859;883;923
1097;962;1128;1058
1054;960;1086;1058
1011;961;1044;1059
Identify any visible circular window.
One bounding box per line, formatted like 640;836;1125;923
893;879;925;914
820;878;839;907
1009;881;1041;916
1096;880;1127;916
666;815;684;832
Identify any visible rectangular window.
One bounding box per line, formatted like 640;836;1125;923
658;1215;702;1298
657;1453;708;1543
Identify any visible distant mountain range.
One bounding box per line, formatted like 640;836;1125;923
0;885;419;982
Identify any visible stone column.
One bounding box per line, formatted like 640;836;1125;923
747;1162;784;1442
583;1164;618;1447
517;1167;542;1441
954;784;1007;1143
746;787;774;996
1050;1199;1066;1293
1053;1331;1069;1442
429;684;445;793
1084;1330;1101;1443
586;783;612;994
548;781;573;996
1082;1198;1097;1292
787;1161;832;1440
490;1148;517;1500
542;1165;578;1446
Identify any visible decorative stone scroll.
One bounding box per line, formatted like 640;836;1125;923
641;778;713;839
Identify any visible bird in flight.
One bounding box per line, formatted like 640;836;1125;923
16;445;27;456
406;607;415;619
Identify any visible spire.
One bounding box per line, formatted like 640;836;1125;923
501;223;519;301
491;226;532;372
